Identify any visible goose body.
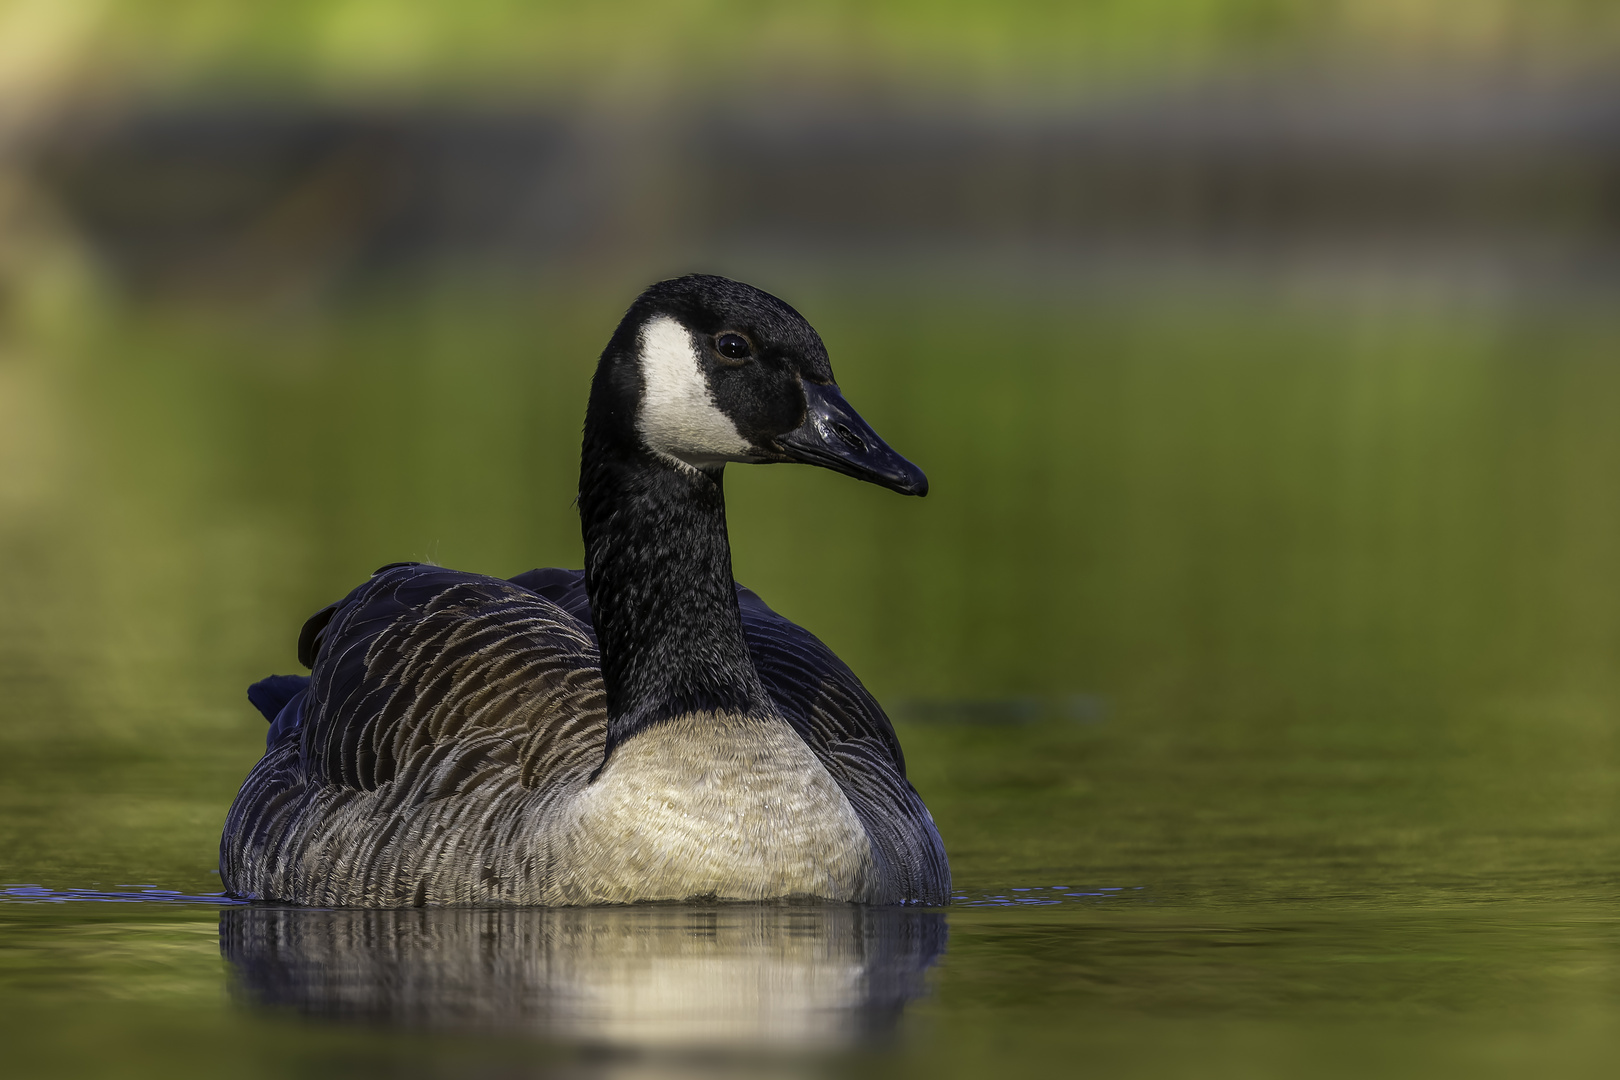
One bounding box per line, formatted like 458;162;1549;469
221;275;950;906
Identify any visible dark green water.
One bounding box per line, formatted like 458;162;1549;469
3;281;1620;1077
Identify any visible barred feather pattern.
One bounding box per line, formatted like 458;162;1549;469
221;564;950;906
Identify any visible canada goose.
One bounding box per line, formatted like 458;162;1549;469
221;274;950;906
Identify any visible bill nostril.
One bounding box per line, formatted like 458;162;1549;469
832;422;866;453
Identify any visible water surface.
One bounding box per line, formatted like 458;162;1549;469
3;282;1619;1076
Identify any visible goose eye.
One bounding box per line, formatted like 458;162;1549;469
715;333;752;361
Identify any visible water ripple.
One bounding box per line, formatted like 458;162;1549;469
950;885;1147;908
2;882;1147;909
1;884;246;906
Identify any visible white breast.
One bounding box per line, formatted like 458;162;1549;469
542;712;876;904
636;316;754;467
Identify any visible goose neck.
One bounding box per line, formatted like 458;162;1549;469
578;444;767;750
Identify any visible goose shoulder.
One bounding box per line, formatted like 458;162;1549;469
506;566;906;774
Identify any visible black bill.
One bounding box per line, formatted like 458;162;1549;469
777;381;929;496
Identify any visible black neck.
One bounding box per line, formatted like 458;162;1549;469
578;435;767;753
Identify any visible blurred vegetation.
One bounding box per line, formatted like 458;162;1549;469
6;0;1618;102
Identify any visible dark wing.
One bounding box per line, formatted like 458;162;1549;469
223;564;609;903
505;568;950;902
298;564;606;796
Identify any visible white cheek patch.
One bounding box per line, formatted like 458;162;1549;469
636;315;754;467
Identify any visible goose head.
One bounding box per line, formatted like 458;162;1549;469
587;274;927;496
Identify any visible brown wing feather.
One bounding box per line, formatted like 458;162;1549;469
221;565;606;905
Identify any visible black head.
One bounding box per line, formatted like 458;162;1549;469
588;274;927;496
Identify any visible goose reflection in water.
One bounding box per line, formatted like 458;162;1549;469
221;903;946;1049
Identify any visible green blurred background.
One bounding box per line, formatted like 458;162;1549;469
4;1;1620;1077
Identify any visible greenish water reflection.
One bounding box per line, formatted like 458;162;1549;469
2;283;1620;1075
